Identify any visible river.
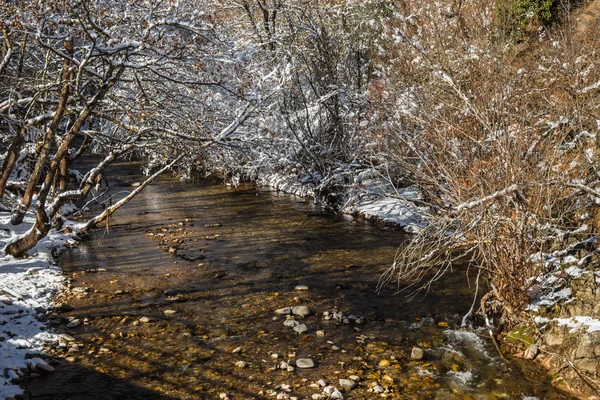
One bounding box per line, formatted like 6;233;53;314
25;161;571;399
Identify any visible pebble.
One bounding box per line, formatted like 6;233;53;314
232;347;242;354
36;362;55;373
323;386;343;399
411;347;424;361
294;285;309;291
219;393;228;399
378;359;391;367
293;324;308;333
271;353;279;359
275;307;292;315
59;334;75;342
296;358;315;369
317;379;327;387
292;306;310;317
339;379;356;390
164;309;177;315
235;361;247;368
349;375;360;382
316;330;325;337
59;303;74;311
373;385;384;393
139;316;150;323
355;318;364;325
312;395;325;400
287;365;295;372
66;319;81;328
164;289;178;296
284;319;299;328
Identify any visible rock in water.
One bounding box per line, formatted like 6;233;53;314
296;358;315;369
323;386;343;399
338;379;356;390
66;319;81;328
411;347;424;360
292;306;311;317
294;324;308;333
275;307;292;315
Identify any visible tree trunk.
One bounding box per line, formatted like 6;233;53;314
5;65;124;257
12;39;73;225
0;127;24;199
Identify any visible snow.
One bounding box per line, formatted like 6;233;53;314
548;315;600;333
259;167;429;231
0;212;71;399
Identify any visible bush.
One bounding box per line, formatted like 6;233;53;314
497;0;556;39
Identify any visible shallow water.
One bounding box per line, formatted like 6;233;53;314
26;161;571;399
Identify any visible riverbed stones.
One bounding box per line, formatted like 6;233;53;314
296;358;315;369
36;362;55;373
292;306;310;317
338;379;356;390
323;386;343;399
411;347;424;361
66;319;81;328
293;324;308;333
275;307;292;315
59;303;74;311
378;358;391;368
284;319;299;328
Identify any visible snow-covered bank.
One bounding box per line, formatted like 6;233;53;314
257;167;428;231
0;213;74;399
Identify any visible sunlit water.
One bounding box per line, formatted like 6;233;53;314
26;161;571;400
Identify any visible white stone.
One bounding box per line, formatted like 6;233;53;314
66;319;81;328
294;324;308;333
296;358;315;369
275;307;292;315
339;379;356;390
292;306;311;317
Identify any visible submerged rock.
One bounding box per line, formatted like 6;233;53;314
294;324;308;333
296;358;315;369
292;306;310;317
66;319;81;328
338;379;356;390
411;347;424;361
275;307;292;315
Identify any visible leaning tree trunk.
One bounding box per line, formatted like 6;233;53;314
12;39;73;225
0;126;24;199
5;65;124;257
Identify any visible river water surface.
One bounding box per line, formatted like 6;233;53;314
26;162;571;399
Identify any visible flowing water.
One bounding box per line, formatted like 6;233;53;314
25;161;571;400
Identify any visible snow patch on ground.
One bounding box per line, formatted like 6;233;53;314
0;212;72;399
536;316;600;333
